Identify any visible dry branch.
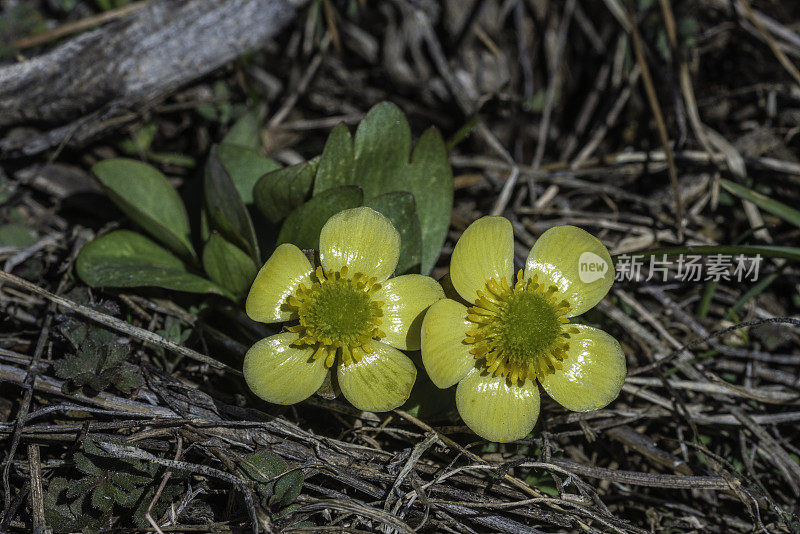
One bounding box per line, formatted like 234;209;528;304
0;0;298;157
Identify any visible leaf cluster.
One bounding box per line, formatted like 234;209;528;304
44;438;184;533
53;290;143;395
75;102;453;302
254;102;453;274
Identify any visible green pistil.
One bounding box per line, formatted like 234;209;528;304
464;270;574;384
498;292;562;366
288;266;385;367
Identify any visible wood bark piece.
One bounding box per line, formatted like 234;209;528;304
0;0;298;158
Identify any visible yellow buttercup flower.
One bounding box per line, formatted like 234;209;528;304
421;217;626;442
244;207;444;411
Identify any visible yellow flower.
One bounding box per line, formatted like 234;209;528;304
421;217;626;442
243;207;444;411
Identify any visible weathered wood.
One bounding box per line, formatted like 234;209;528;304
0;0;298;157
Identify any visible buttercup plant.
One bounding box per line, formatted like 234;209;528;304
421;217;626;442
244;206;444;411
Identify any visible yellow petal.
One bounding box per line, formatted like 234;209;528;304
245;243;312;323
337;340;416;412
525;225;613;316
455;368;540;443
450;216;514;304
420;298;475;388
374;274;444;350
243;332;328;405
539;324;626;412
319;207;400;282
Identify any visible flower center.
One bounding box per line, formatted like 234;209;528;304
465;270;578;384
287;266;385;367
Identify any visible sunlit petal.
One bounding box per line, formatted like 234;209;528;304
243;333;328;405
540;324;626;412
525;225;613;316
451;216;515;304
455;368;540;443
246;243;313;323
421;298;475;388
374;274;444;350
337;340;416;412
319;207;400;281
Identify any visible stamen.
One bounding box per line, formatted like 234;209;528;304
463;272;574;385
288;266;385;368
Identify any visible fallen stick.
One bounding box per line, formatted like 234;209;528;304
0;0;299;157
0;269;242;376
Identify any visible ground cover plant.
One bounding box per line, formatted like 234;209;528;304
1;0;799;532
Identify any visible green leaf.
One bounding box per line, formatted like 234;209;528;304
111;482;139;508
222;112;261;150
44;478;87;533
66;476;96;501
253;160;317;223
204;145;260;261
271;468;303;508
82;436;105;456
55;315;133;395
405;128;453;274
146;151;196;168
278;186;363;250
365;192;422;275
719;179;800;229
113;364;145;394
0;223;38;248
446;115;480;150
353;103;410;196
133;482;183;527
202;233;258;298
352;103;453;273
239;449;303;508
74;453;103;477
313;123;354;195
92;159;195;260
240;449;286;484
218;144;281;204
100;343;128;370
91;481;113;512
76;230;234;299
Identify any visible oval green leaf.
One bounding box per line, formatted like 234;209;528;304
92;159;195;260
353;103;411;193
352;103;453;274
253;160;317;223
218;144;281;204
76;230;233;299
202;233;258;298
204;145;260;262
222;112;261;150
365;191;422;275
313;123;355;195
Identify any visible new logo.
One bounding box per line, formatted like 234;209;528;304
578;252;609;283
